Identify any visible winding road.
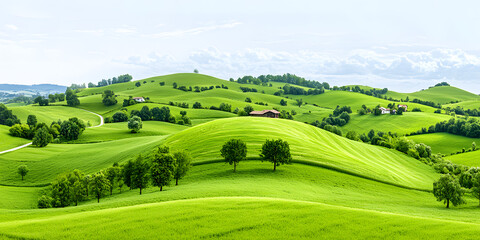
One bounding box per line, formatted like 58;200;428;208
0;107;104;155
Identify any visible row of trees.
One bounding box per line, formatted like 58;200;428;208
221;139;292;172
412;117;480;138
9;116;86;147
281;84;325;96
38;146;192;208
88;74;133;88
0;104;20;126
173;83;229;91
233;74;330;90
109;106;191;126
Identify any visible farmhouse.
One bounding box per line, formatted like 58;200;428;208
249;110;280;118
379;107;390;114
133;97;145;103
398;104;408;111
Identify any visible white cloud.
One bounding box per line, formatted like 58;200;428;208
146;21;242;38
74;29;104;34
5;24;18;31
115;28;136;34
120;47;480;92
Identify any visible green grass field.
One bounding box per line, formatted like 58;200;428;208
0;136;165;187
165;117;437;189
0;125;30;152
408;133;477;155
342;112;451;135
447;150;480;167
11;105;101;126
2;73;480;239
0;162;479;239
71;121;188;143
443;100;480;110
291;90;437;112
384;86;480;104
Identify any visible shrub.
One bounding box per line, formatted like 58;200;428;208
112;112;128;122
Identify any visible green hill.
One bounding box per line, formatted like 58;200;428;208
385;86;480;104
165;117;437;189
0;125;30;152
342;112;451;135
2;73;480;239
443;100;480;110
11;105;101;126
447;151;480;167
408;133;477;155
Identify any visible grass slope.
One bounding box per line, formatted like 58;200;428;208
4;197;480;240
0;125;30;152
443;100;480;110
0;136;165;186
165;117;437;189
408;133;477;155
71;121;188;143
0;162;479;238
11;105;101;126
342;112;451;135
447;151;480;167
385;86;480;104
292;90;437;112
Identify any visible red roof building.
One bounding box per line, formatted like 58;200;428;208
249;110;280;118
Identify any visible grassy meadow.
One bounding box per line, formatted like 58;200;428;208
2;73;480;239
408;133;477;155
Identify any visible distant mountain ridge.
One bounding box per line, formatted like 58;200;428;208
0;84;67;92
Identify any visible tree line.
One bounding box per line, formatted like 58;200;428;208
38;146;192;208
278;84;325;96
407;117;480;138
88;74;133;88
232;74;330;90
107;106;191;126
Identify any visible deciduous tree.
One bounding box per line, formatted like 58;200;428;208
220;139;247;172
173;151;192;185
151;148;175;191
128;116;143;133
17;165;29;181
433;174;465;208
90;172;110;203
260;139;292;171
131;155;149;194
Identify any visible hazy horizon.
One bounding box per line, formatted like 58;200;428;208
1;0;480;93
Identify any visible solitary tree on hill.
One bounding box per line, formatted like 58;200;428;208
221;139;247;173
260;139;292;171
433;174;465;208
17;165;29;181
295;99;303;107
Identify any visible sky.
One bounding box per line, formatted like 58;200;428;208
1;0;480;92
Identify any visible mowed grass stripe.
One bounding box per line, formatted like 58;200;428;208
2;197;480;240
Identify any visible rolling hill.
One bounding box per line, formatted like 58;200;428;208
2;73;480;239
